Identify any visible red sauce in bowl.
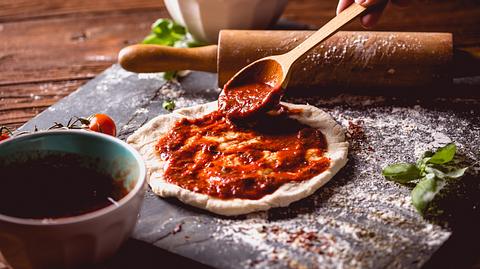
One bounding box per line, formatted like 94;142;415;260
0;152;128;219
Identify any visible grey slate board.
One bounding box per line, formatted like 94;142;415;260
19;65;480;269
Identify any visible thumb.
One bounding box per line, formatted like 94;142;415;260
355;0;388;7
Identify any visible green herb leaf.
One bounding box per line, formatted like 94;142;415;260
411;176;445;213
151;19;184;40
171;23;186;36
382;143;469;216
418;158;430;176
424;166;446;179
382;163;421;183
163;100;176;112
416;151;433;174
143;19;187;46
445;167;468;178
425;165;469;179
152;19;171;34
142;34;171;45
140;18;205;81
419;151;434;160
428;143;456;164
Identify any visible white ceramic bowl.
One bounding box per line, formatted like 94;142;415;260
164;0;289;44
0;131;147;269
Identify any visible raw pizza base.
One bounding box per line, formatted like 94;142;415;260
127;101;348;216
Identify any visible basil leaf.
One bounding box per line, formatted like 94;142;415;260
425;166;446;179
421;151;434;159
411;176;445;213
417;151;432;165
417;157;430;176
141;18;205;80
142;34;172;45
171;23;186;36
445;167;468;178
426;172;436;180
146;19;187;46
152;19;171;35
382;163;421;183
428;143;456;164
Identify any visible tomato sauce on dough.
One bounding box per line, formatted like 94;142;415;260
156;110;330;200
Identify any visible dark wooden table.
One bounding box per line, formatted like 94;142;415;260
1;0;479;130
1;0;479;268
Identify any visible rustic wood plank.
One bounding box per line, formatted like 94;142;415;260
0;0;164;22
2;0;479;87
283;0;480;46
0;10;168;85
1;0;480;130
0;6;168;129
0;80;87;129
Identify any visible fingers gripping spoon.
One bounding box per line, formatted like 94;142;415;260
219;3;367;120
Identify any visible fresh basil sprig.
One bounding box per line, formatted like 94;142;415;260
142;18;186;46
141;18;206;80
382;143;468;214
382;163;421;183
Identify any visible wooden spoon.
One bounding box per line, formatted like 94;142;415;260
219;3;367;119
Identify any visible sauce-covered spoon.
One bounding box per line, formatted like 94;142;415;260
219;3;367;120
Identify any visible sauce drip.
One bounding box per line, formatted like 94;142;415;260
156;110;330;200
219;82;283;120
0;152;128;219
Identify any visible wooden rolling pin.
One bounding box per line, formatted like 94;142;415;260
119;30;478;89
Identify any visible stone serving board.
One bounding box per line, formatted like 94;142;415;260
19;65;480;269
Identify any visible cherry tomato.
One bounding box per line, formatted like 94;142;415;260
88;114;117;137
0;127;11;142
0;133;9;141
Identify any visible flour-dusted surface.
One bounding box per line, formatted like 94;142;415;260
19;66;480;269
210;94;480;268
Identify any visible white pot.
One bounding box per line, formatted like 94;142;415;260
164;0;289;44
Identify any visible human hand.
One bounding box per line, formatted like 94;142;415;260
336;0;411;28
0;251;12;269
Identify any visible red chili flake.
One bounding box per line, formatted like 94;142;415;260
347;120;365;140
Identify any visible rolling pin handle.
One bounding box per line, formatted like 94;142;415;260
118;44;218;73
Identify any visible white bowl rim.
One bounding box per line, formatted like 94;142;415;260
0;130;147;226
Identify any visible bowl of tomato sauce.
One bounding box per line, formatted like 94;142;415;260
0;130;146;269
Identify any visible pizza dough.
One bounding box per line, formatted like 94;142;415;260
127;101;348;216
